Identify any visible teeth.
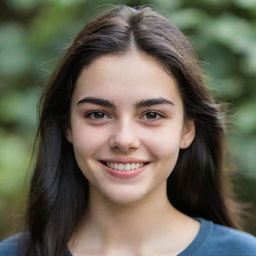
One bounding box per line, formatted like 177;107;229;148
106;162;144;171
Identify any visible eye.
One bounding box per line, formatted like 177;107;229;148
85;111;110;120
141;111;166;121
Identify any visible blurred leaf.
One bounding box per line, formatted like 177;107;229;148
169;8;207;29
235;0;256;9
202;0;231;6
0;89;39;131
47;0;87;5
200;14;254;54
0;24;31;78
209;77;243;98
241;45;256;75
0;132;30;195
229;134;256;175
6;0;41;12
234;101;256;134
198;43;238;83
29;4;74;46
153;0;181;12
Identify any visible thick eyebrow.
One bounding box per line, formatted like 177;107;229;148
135;97;175;108
77;96;175;109
77;97;115;108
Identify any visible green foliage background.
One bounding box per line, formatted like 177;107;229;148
0;0;256;239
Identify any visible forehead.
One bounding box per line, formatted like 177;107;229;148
72;51;183;108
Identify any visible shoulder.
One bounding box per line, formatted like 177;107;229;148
200;218;256;256
212;223;256;250
0;233;30;256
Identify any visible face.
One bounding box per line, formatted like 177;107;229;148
66;51;195;206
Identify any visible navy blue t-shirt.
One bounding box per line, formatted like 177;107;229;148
1;218;256;255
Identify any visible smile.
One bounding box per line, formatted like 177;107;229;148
100;159;149;172
105;162;145;171
100;160;149;179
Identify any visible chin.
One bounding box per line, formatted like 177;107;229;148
102;189;148;206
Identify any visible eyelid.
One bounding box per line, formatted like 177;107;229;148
84;110;111;120
140;110;167;120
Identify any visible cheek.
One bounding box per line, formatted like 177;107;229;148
70;125;110;178
146;126;183;157
71;124;109;155
154;141;180;171
145;126;183;177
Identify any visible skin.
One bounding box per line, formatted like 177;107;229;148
66;51;200;256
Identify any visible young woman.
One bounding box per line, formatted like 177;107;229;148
0;5;255;256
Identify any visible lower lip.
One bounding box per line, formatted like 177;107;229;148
101;162;147;179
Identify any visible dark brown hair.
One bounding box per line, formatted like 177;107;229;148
24;5;244;256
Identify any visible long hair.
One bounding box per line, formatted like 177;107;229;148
24;5;245;255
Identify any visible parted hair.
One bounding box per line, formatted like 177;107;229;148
24;5;244;256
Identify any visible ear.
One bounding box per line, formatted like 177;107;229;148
64;119;73;144
180;118;195;149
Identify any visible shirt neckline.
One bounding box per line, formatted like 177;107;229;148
177;217;213;256
66;217;213;256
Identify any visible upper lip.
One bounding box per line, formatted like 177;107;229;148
100;158;150;164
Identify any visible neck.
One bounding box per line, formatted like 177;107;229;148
69;184;199;255
86;184;177;245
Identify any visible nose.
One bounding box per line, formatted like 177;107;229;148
109;119;140;153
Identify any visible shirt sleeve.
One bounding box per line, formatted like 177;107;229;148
201;223;256;256
0;233;28;256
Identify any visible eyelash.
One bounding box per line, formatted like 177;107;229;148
85;111;166;121
85;111;110;120
140;111;166;121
